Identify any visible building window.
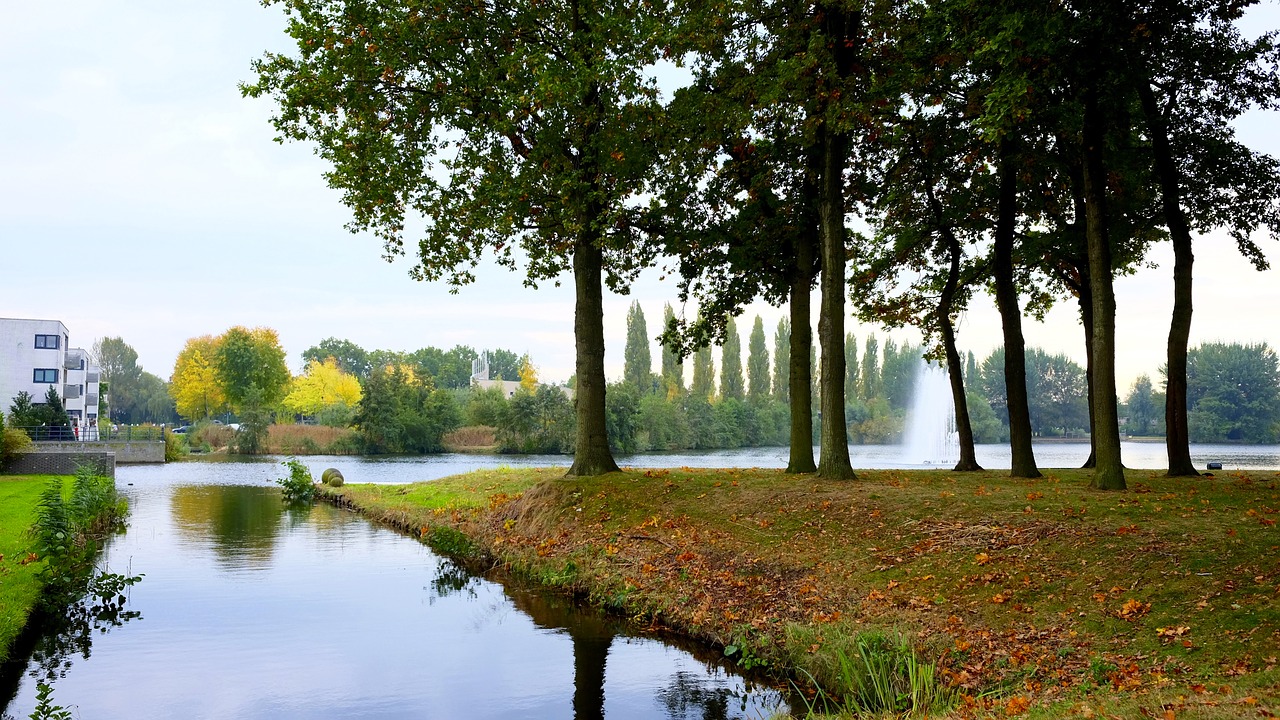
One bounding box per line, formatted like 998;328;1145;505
33;368;59;383
34;334;61;349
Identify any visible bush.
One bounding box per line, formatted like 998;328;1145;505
276;457;316;503
1;414;33;467
164;429;189;462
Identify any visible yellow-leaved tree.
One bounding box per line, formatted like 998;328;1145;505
518;354;538;394
282;358;363;418
170;335;227;421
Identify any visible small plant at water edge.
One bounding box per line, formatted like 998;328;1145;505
28;682;73;720
276;457;316;503
796;631;953;718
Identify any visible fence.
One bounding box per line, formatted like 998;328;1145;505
14;424;168;443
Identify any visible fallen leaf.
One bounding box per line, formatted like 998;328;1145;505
975;552;991;566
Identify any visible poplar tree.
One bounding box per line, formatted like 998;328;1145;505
747;316;770;401
691;345;715;402
844;333;859;405
772;318;791;404
623;301;652;390
660;304;684;393
719;317;745;401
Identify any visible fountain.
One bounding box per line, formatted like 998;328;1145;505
901;361;960;466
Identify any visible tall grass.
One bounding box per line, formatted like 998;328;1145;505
443;425;497;450
791;630;953;719
267;424;359;455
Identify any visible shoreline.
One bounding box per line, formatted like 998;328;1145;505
317;467;1280;718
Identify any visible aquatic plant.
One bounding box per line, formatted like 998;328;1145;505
276;457;316;503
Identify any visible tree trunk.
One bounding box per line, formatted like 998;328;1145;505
992;139;1041;479
1079;280;1098;469
567;233;621;476
927;187;981;471
1082;90;1126;491
787;239;817;474
1137;81;1199;477
816;126;856;480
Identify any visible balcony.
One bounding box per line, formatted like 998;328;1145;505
63;384;82;400
87;371;100;383
87;393;99;406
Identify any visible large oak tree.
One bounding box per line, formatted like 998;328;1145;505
246;0;670;475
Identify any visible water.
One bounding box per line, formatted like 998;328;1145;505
6;443;1277;717
186;441;1280;487
0;463;788;719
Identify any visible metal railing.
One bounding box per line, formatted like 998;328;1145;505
14;425;167;442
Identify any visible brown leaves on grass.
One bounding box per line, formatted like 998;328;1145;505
1119;598;1152;620
1003;695;1031;715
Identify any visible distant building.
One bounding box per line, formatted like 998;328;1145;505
470;351;572;400
0;317;102;438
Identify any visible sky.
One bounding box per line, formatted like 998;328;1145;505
2;1;1278;393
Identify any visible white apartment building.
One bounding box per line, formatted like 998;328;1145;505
0;318;102;437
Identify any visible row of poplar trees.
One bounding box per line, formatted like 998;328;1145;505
246;0;1280;489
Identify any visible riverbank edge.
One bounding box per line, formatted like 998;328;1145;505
316;468;1280;719
0;474;127;665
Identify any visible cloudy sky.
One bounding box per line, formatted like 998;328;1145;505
2;1;1278;392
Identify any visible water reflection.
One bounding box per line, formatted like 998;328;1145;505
170;485;284;569
3;478;787;719
0;570;141;710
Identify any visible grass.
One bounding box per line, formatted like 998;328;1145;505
442;425;498;452
266;424;358;455
321;466;1280;718
0;475;58;662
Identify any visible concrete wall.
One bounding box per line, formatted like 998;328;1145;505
32;441;164;464
2;451;115;478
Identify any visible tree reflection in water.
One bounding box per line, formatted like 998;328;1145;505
0;570;142;712
427;561;784;719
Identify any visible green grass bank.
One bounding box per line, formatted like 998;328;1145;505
0;476;57;662
1;472;126;664
320;467;1280;719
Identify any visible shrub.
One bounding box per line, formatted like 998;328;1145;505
276;457;316;503
1;414;33;467
164;429;189;462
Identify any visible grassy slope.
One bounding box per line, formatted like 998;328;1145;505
322;467;1280;718
0;476;54;662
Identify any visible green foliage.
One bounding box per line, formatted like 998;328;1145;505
605;382;640;455
465;384;509;427
660;304;684;393
1123;374;1161;436
624;301;653;391
719;317;744;402
276;457;316;503
8;390;42;431
302;337;372;378
29;682;73;720
356;366;463;454
747;316;770;401
163;429;189;462
32;467;127;597
1;413;33;466
691;345;716;402
1185;342;1280;443
215;327;291;411
977;347;1090;436
772;318;790;405
229;384;272;455
496;386;575;454
834;632;952;717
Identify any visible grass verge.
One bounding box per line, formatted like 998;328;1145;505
320;466;1280;718
0;476;59;662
